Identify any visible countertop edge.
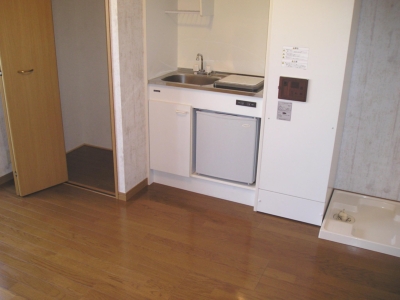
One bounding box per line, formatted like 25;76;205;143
148;69;264;98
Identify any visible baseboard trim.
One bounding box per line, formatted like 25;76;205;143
118;178;148;201
0;172;13;186
67;180;115;196
63;182;115;199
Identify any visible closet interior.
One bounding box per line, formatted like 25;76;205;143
52;0;116;195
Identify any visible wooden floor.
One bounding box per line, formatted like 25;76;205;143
66;145;115;195
0;181;399;300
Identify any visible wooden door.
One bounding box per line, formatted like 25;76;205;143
0;0;68;196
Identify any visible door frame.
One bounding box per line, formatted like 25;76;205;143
0;62;20;194
56;0;119;198
104;0;119;198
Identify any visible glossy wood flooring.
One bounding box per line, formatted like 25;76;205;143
0;181;399;300
66;145;115;195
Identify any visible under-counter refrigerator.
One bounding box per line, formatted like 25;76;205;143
195;110;260;184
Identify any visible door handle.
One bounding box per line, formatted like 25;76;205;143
17;69;34;75
175;110;188;115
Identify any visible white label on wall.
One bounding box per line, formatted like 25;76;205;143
282;46;309;70
277;101;292;121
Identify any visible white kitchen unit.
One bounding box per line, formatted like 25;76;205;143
148;83;263;206
255;0;361;225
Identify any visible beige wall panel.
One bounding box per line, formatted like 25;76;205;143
177;0;269;76
146;0;178;80
335;0;400;201
52;0;112;152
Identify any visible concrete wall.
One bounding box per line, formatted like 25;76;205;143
335;0;400;201
110;0;147;194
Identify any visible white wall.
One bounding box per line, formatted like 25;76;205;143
52;0;112;152
177;0;269;76
0;95;12;177
146;0;178;79
335;0;400;201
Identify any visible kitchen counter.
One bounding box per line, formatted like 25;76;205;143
148;68;264;98
148;68;264;206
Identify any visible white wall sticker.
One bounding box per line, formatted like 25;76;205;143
277;101;292;121
282;46;309;70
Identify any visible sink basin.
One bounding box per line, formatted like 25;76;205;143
162;74;220;86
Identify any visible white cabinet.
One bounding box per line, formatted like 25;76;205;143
255;0;361;225
149;100;191;177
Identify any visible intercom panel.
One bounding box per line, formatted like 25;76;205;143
278;77;308;102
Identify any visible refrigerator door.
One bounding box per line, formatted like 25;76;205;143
195;110;259;184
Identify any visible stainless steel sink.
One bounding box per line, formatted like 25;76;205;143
161;74;221;86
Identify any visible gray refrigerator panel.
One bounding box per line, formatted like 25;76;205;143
195;110;260;184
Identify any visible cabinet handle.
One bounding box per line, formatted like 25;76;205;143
17;69;34;75
175;110;188;115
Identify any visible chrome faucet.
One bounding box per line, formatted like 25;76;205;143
196;53;205;74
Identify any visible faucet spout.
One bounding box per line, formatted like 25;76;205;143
196;53;204;73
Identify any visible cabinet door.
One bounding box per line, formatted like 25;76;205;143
0;0;68;196
149;100;191;177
